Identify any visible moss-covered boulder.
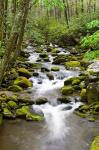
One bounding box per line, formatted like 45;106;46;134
39;52;48;58
61;86;74;95
8;85;23;92
57;96;71;103
64;76;85;86
14;77;32;88
80;89;87;102
3;108;14;118
41;67;50;72
65;61;81;69
18;68;32;78
8;101;17;109
44;57;50;62
16;106;44;121
53;55;67;64
86;83;99;104
72;79;81;85
51;66;60;71
91;136;99;150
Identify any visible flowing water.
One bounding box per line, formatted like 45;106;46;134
0;45;99;150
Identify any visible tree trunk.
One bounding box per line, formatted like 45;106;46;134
0;0;31;85
0;0;4;42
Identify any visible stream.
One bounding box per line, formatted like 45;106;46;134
0;45;99;150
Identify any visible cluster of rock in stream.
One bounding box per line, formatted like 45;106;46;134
0;43;99;125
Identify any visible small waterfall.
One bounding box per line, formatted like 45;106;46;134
33;102;82;140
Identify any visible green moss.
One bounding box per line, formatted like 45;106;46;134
44;57;50;62
16;106;44;121
74;111;87;118
64;76;85;86
91;136;99;150
3;108;13;118
39;52;48;58
0;97;7;102
65;61;81;68
18;68;32;78
80;89;87;100
72;79;80;85
8;101;17;108
7;95;18;102
8;85;23;92
14;77;32;88
61;86;74;95
31;63;42;69
51;66;60;71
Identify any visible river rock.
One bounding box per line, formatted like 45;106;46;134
86;82;99;104
35;97;48;105
46;73;54;80
53;55;67;64
8;85;23;92
65;61;81;70
14;77;33;88
87;60;99;75
61;86;74;95
51;66;60;71
57;97;71;103
18;68;32;78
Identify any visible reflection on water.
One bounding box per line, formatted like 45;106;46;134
0;116;99;150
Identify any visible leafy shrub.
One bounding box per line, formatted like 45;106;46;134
81;31;99;49
84;50;99;60
86;20;99;30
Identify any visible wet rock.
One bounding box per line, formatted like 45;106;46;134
70;47;78;54
7;101;17;109
44;57;50;62
3;108;15;119
39;52;48;58
51;66;60;71
87;60;99;75
61;86;74;95
41;67;50;72
53;55;67;64
35;97;48;105
80;89;87;102
46;73;54;80
64;76;85;86
72;79;81;85
65;61;81;70
18;68;32;78
37;79;42;84
86;82;99;104
57;97;71;103
14;77;33;88
16;106;43;121
62;105;72;111
33;72;39;77
30;106;44;117
8;85;23;92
